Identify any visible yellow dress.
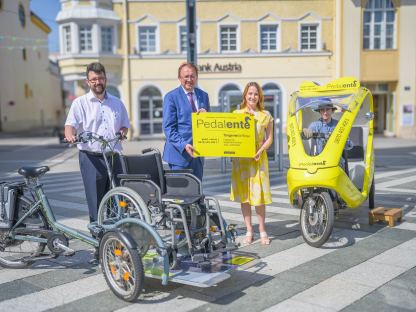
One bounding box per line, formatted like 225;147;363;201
230;109;273;206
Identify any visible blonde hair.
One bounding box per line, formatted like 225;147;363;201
240;82;265;111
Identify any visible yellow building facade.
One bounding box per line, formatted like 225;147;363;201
0;0;63;131
57;0;416;138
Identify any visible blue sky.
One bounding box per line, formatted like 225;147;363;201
30;0;60;52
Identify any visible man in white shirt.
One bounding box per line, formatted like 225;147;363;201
64;62;130;223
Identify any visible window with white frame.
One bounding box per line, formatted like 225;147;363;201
363;0;395;50
300;24;318;51
62;25;71;53
220;25;237;52
138;26;156;52
101;26;113;53
260;24;278;52
179;25;187;53
79;25;93;52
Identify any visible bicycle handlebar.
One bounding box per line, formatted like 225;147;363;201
64;131;125;152
300;132;328;140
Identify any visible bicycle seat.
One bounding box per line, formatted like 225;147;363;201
18;166;50;178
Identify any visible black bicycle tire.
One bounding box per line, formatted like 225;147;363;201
0;195;48;268
100;231;144;302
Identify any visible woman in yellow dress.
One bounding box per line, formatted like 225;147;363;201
230;82;273;245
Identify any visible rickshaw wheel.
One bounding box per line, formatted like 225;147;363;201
369;178;375;210
300;192;334;248
100;231;144;302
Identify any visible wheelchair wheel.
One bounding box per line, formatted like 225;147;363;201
300;192;334;248
100;231;144;302
98;187;151;226
368;178;375;210
0;196;48;268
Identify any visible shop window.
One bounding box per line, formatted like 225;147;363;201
139;86;163;135
218;84;242;112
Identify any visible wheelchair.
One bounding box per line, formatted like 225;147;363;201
97;148;236;263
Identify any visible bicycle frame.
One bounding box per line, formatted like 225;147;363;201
11;177;99;247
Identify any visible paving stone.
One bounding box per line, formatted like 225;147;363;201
0;280;43;301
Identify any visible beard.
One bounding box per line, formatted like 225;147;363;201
92;84;105;95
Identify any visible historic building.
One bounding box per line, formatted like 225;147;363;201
0;0;64;132
56;0;416;138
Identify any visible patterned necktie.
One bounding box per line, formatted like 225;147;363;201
187;92;197;112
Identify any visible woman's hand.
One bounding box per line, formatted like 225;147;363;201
254;149;263;161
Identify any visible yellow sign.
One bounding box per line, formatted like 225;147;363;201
192;112;255;157
299;77;360;93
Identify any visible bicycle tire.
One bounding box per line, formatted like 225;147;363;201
100;231;144;302
300;191;334;248
0;195;48;268
97;187;151;226
369;177;375;210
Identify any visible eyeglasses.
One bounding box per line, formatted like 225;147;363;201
88;77;106;84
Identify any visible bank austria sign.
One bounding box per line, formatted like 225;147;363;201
198;62;242;73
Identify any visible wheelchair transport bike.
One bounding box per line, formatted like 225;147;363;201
0;131;258;302
286;77;375;247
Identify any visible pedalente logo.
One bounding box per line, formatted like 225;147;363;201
327;80;358;90
196;116;251;129
299;160;327;166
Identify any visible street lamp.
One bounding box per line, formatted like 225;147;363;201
186;0;197;65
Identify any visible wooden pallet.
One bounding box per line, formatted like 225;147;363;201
369;207;403;227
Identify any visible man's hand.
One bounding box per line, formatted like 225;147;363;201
303;128;313;139
196;108;207;114
64;126;76;143
185;144;195;157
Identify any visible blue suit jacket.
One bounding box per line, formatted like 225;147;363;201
162;86;210;166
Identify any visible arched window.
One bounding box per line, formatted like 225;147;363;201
107;85;120;98
218;84;242;112
363;0;395;50
139;86;163;135
262;83;281;118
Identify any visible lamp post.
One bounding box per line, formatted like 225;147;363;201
186;0;197;65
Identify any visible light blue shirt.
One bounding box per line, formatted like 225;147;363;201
308;118;353;167
65;90;130;153
181;87;199;110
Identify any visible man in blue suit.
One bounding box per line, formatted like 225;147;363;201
162;63;210;180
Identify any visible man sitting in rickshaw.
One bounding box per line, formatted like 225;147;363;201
303;98;353;169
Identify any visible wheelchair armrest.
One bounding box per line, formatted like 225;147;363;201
117;174;151;180
164;169;193;174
